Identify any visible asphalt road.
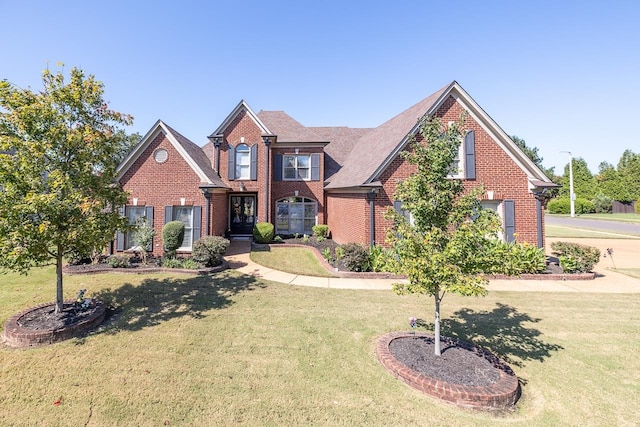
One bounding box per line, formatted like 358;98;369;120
546;215;640;235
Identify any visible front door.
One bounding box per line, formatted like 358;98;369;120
230;195;256;235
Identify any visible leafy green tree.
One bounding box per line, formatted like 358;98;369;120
558;157;596;200
616;150;640;202
0;67;131;313
511;135;555;178
115;131;142;165
595;161;620;201
385;115;503;356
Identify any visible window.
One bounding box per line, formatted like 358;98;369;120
173;206;194;250
283;155;310;180
448;141;464;178
393;201;415;226
126;206;147;249
275;197;317;235
235;144;250;180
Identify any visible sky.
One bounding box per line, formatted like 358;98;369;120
2;0;639;175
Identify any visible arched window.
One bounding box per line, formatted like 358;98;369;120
235;143;250;179
275;197;317;235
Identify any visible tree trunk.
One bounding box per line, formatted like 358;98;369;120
434;292;441;356
55;248;64;314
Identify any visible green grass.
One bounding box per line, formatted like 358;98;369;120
250;245;336;277
611;268;640;279
545;225;640;239
1;266;639;426
547;213;640;223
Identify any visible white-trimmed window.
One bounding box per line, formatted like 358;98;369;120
480;200;503;241
235;143;251;180
283;155;311;180
275;197;317;235
126;206;147;249
173;206;194;250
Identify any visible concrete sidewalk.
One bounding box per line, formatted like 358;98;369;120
225;240;640;293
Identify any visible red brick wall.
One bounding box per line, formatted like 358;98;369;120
326;193;369;245
118;130;210;256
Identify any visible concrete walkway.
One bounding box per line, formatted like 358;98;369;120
225;240;640;293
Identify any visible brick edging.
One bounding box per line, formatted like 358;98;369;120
2;300;106;348
63;261;228;276
376;332;520;410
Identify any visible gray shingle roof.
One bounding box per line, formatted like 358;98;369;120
324;84;449;189
309;126;373;180
256;111;325;142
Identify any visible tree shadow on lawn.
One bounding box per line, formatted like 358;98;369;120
417;303;563;370
91;271;263;335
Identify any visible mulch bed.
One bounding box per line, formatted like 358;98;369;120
389;335;503;387
17;303;99;332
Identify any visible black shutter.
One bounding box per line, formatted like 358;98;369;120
393;200;403;213
145;206;154;251
164;206;173;224
116;206;126;251
274;154;283;181
465;130;476;180
192;206;202;244
504;200;515;243
228;144;235;181
250;144;257;180
311;153;320;181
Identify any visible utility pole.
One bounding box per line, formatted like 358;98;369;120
560;151;575;217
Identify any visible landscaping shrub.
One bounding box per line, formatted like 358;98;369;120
551;241;601;273
339;243;370;272
107;254;130;268
547;197;594;214
161;257;184;268
312;224;329;239
192;235;230;267
180;258;201;270
636;198;640;214
368;244;391;272
132;217;156;264
253;222;275;243
592;193;613;214
162;221;185;258
481;241;546;275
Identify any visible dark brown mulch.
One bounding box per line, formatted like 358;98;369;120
17;303;100;331
389;335;510;387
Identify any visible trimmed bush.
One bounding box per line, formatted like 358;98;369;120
312;224;329;239
253;222;275;244
339;243;370;272
547;197;594;214
192;235;230;267
551;241;600;273
108;254;130;268
162;221;185;257
592;193;613;214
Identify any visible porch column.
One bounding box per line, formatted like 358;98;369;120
201;188;212;236
262;134;277;222
366;189;378;247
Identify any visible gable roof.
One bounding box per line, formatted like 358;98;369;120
116;120;228;188
325;81;554;190
309;126;373;179
209;100;271;138
257;111;327;143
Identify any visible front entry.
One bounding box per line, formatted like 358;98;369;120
229;195;256;235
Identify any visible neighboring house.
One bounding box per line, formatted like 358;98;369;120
115;81;555;256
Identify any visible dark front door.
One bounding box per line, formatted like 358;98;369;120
230;195;256;235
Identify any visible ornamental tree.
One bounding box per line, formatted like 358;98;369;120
385;115;503;356
0;66;131;313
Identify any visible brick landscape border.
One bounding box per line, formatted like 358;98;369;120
376;332;520;410
2;300;106;348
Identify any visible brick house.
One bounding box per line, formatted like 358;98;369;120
115;81;555;256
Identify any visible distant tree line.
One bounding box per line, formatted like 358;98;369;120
512;136;640;214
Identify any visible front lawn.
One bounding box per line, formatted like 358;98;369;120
1;267;638;426
250;245;336;277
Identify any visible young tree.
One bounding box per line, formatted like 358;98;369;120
385;115;503;356
558;157;596;200
511;135;555;178
0;66;131;313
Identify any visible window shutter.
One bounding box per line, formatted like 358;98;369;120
311;154;320;181
250;144;257;180
465;130;476;180
393;200;403;213
164;206;173;224
504;200;515;242
228;144;235;181
274;154;283;181
193;206;202;243
145;206;154;251
116;206;125;251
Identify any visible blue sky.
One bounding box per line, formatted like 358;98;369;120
2;0;639;175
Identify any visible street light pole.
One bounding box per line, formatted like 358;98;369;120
560;151;575;217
